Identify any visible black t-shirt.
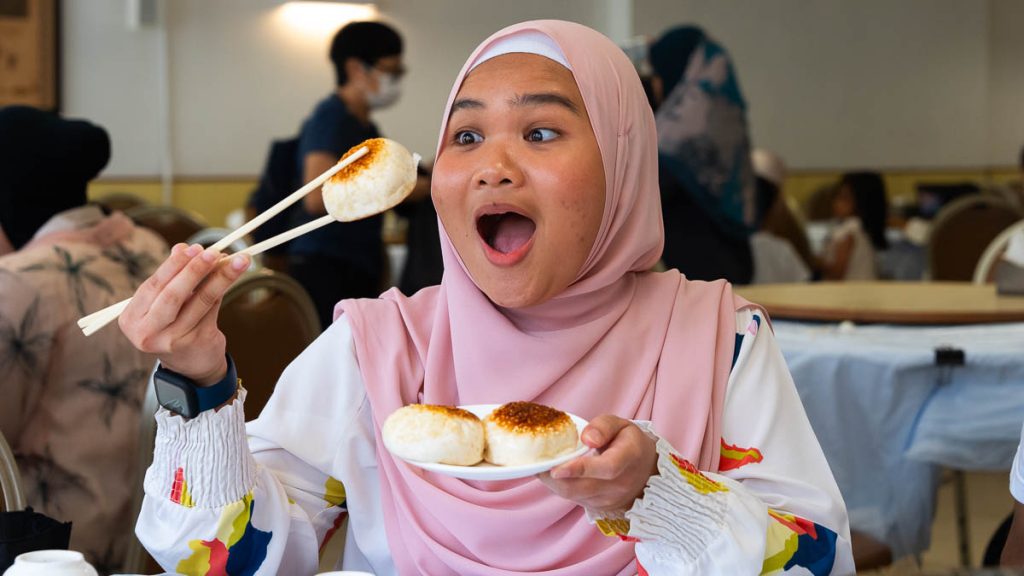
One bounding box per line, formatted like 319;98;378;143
289;94;382;275
660;166;753;285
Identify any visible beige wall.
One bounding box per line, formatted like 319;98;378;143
62;0;165;176
65;1;1021;183
988;0;1024;166
63;0;616;179
374;0;614;166
88;167;1020;229
634;0;1022;170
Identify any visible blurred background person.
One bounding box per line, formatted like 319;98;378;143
0;106;166;573
749;149;814;283
820;171;890;281
751;175;811;284
649;25;758;284
286;21;425;329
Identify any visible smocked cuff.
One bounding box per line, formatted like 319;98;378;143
144;388;257;509
587;427;730;562
624;435;730;565
585;420;657;534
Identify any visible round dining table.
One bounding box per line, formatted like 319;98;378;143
734;281;1024;563
736;281;1024;324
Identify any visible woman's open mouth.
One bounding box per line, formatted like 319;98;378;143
476;209;536;265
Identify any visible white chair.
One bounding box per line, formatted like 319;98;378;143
0;429;26;512
973;218;1024;284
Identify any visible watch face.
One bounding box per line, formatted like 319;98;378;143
155;379;193;416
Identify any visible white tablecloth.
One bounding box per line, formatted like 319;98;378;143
774;320;1024;558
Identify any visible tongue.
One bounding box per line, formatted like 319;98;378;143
492;214;535;254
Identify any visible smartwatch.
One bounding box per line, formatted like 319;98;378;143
154;355;238;418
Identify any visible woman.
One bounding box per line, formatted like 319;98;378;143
0;106;167;574
122;21;852;575
650;26;758;284
821;171;889;281
752;148;819;280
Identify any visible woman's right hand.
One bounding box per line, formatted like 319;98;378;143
119;243;250;385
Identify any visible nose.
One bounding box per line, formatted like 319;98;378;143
473;141;523;190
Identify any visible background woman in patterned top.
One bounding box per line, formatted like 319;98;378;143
0;106;167;574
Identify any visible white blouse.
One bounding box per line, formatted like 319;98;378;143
137;310;854;575
1012;421;1024;504
824;218;877;281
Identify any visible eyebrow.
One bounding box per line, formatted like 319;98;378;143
451;98;485;113
511;92;581;115
449;92;581;115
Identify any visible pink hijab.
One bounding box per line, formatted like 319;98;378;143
338;20;752;575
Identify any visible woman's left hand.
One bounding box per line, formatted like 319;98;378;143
537;415;659;513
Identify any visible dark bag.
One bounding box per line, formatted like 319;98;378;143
249;137;302;249
0;507;72;571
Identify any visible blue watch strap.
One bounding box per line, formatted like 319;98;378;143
193;354;238;412
156;354;238;415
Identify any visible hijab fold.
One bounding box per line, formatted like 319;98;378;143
338;20;754;575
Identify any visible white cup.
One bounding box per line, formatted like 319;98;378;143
3;550;98;576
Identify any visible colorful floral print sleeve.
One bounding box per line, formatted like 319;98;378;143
137;320;371;576
136;312;852;575
592;310;854;575
139;390;350;576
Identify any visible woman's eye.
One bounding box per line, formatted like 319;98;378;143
527;128;558;142
454;131;482;145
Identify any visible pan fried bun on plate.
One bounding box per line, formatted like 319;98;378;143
484;402;579;466
382;404;485;466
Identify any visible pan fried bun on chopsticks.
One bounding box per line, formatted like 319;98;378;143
322;138;418;222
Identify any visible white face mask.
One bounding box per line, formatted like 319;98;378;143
367;69;402;110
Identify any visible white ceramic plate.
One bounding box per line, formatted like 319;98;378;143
392;404;590;481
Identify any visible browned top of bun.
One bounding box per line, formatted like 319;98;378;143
488;402;572;433
328;138;384;185
414;404;481;422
